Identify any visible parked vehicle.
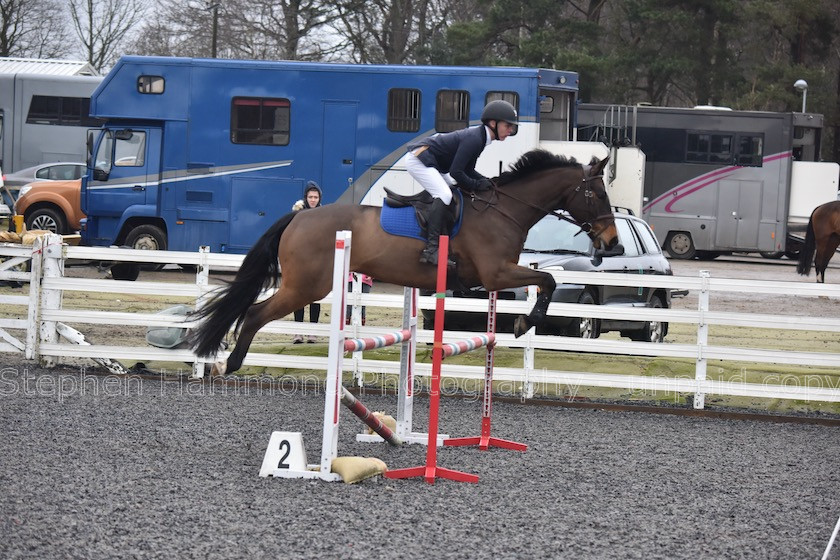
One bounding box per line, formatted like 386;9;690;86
577;103;839;259
3;162;86;188
81;55;583;254
0;166;9;219
421;211;672;342
0;73;102;174
13;179;84;233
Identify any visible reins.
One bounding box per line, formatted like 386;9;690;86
469;167;612;238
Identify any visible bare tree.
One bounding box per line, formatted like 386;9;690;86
127;0;225;58
0;0;72;58
332;0;452;64
129;0;345;61
69;0;146;71
228;0;347;61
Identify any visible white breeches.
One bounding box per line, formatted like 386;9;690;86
405;152;455;205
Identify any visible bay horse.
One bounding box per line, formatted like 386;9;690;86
797;200;840;283
188;150;619;375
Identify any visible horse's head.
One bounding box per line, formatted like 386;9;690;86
495;149;620;252
566;156;619;251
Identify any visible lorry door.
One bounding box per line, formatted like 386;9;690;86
320;101;358;202
714;179;761;249
88;127;158;220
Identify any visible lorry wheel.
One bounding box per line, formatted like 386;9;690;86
125;225;167;271
665;231;696;260
26;207;67;234
759;251;784;259
784;249;801;259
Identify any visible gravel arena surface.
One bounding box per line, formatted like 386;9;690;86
2;362;840;559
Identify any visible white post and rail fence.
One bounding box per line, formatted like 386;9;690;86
2;234;840;410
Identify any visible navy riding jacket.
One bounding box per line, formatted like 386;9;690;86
408;126;489;191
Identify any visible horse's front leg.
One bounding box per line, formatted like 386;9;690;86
514;270;556;337
481;264;556;338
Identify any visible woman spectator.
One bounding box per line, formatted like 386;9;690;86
291;181;322;343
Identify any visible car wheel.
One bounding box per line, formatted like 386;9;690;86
628;294;667;343
26;207;67;234
665;231;696;260
567;291;599;339
125;224;167;271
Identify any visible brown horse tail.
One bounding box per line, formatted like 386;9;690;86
796;214;816;276
188;211;297;357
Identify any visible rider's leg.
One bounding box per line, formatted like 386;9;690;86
420;198;456;266
405;154;455;266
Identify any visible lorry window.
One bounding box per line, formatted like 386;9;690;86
486;91;519;136
736;134;763;166
387;88;421;132
93;130;145;172
231;97;290;145
686;132;732;164
95;131;115;172
138;75;164;94
27;95;103;126
114;131;146;166
435;90;469;133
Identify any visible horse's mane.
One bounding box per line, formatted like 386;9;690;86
496;149;581;187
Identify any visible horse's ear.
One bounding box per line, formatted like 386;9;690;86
593;156;609;174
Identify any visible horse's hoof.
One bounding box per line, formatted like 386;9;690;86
513;316;529;338
211;360;227;377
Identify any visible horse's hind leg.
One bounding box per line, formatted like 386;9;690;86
215;288;306;375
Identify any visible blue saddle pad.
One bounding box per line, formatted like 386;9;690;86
380;190;463;241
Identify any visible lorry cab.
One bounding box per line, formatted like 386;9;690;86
83;126;165;250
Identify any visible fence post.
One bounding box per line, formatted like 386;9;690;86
191;245;211;380
37;234;63;367
694;270;710;409
24;238;44;360
522;284;537;399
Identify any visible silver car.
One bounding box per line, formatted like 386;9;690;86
3;162;86;189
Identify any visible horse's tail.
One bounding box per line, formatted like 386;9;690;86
188;212;296;357
796;213;816;276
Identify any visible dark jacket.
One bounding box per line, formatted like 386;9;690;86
408;126;489;191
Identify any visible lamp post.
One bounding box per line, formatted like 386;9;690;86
794;79;808;113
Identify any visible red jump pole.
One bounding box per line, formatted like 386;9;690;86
384;235;479;484
444;289;527;452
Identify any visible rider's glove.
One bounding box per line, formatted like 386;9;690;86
474;178;493;191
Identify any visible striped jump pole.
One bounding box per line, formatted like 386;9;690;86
340;387;402;446
444;289;528;452
385;235;480;484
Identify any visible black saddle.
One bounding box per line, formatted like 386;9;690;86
383;187;461;232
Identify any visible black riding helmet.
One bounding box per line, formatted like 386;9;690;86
481;100;519;139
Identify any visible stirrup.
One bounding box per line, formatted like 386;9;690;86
419;247;455;267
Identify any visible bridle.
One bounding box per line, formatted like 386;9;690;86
470;165;614;240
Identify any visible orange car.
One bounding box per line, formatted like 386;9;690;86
13;179;84;234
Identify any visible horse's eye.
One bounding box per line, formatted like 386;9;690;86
596;189;607;200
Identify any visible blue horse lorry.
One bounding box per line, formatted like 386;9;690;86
80;55;587;254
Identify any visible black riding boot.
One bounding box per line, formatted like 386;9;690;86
420;198;456;267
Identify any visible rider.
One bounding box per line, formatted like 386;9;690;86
405;99;519;266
